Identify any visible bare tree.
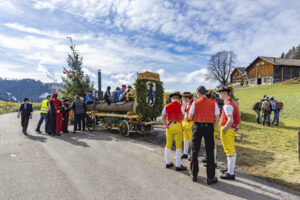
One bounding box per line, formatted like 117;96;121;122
206;50;237;85
46;68;58;83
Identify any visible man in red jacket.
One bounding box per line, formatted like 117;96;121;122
218;86;241;180
162;92;187;171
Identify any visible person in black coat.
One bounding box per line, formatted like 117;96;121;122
17;98;33;135
104;86;112;105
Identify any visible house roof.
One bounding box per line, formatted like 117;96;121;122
235;67;246;73
246;56;300;71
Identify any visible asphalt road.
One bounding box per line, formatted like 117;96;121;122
0;112;299;200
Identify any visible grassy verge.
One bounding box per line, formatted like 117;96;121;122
0;101;40;114
234;84;300;191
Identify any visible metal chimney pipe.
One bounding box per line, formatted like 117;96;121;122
98;69;103;100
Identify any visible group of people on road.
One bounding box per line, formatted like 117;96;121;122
254;95;281;126
104;85;135;105
18;91;94;136
162;85;240;185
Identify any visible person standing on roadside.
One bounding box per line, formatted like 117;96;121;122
35;95;51;134
18;98;33;135
218;86;241;180
62;97;70;133
68;95;85;133
188;86;219;185
49;93;62;136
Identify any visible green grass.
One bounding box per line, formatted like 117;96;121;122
233;84;300;190
0;101;40;114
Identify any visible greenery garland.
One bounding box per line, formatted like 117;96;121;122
134;79;164;120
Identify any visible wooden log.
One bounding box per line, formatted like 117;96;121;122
87;101;134;113
298;130;300;165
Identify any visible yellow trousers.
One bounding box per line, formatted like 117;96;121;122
166;122;183;149
182;119;193;141
220;126;236;155
213;125;220;143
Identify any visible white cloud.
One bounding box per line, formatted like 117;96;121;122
37;64;48;73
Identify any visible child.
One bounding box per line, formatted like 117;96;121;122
17;98;33;135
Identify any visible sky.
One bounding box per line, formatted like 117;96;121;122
0;0;300;92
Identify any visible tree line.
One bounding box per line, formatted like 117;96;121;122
280;44;300;59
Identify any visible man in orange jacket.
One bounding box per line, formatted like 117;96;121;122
162;92;187;171
189;86;219;185
218;86;241;180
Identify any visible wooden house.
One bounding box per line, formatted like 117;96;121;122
245;56;300;85
230;67;248;85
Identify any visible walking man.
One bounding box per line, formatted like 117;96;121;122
218;86;241;180
188;86;219;184
162;92;187;171
17;98;33;135
35;95;51;134
181;92;193;160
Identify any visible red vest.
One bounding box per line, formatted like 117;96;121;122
166;101;183;121
192;97;215;123
184;100;193;120
219;98;241;129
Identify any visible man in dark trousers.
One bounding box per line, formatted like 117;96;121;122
68;95;85;133
62;97;70;133
188;86;219;185
17;98;33;135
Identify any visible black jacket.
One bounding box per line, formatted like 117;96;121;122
19;103;33;117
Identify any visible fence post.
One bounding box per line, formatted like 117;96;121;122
298;130;300;165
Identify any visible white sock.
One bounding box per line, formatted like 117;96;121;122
227;153;236;175
214;145;217;164
183;140;189;155
230;152;236;175
165;148;171;164
176;149;182;167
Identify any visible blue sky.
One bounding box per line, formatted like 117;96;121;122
1;0;300;92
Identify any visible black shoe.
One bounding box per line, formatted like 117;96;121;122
166;162;174;168
188;156;192;161
24;130;28;135
207;177;218;185
57;133;61;136
35;130;42;134
190;175;197;182
176;165;187;171
181;154;188;159
220;172;235;180
202;158;207;163
83;129;85;131
73;131;77;134
220;168;228;173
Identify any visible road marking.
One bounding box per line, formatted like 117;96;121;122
10;154;16;157
132;143;155;151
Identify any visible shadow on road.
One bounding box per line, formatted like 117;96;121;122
25;134;47;143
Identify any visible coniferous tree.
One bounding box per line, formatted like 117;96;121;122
62;44;94;101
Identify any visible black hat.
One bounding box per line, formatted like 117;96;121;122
217;85;232;92
183;92;193;98
169;91;182;98
196;86;207;94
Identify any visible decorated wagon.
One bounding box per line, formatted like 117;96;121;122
86;71;164;136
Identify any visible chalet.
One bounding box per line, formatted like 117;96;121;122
245;56;300;85
230;67;248;85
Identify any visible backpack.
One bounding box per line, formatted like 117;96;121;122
277;102;284;110
261;101;271;112
251;102;259;110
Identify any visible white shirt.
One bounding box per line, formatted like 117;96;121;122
181;101;192;119
223;98;233;116
189;101;220;116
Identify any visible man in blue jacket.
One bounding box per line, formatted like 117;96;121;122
270;97;280;126
116;85;126;102
17;98;33;135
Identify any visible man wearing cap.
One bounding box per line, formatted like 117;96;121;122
189;86;219;184
35;95;51;134
270;97;280;126
162;92;187;171
218;86;241;180
181;92;194;160
116;85;126;102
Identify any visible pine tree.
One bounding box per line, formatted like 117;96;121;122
280;52;285;58
62;44;94;101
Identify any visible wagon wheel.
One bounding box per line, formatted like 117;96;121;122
87;113;96;131
119;120;130;136
143;124;153;134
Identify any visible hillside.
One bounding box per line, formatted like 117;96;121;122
233;84;300;190
0;78;62;102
